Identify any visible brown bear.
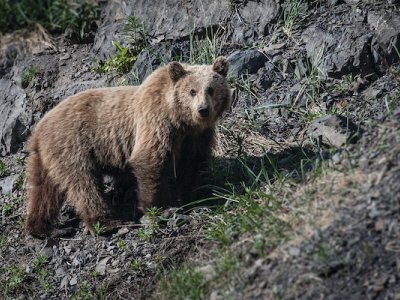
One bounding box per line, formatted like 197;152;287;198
25;57;231;237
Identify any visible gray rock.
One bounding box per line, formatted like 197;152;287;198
69;275;78;286
302;23;373;77
95;257;111;275
227;50;268;78
116;227;129;237
288;246;301;257
129;50;161;84
230;0;280;43
0;79;31;156
368;11;400;68
92;0;280;59
92;0;231;59
0;174;19;194
307;115;358;147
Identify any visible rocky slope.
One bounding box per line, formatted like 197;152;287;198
1;0;400;299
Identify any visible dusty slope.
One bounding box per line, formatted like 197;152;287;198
1;0;400;299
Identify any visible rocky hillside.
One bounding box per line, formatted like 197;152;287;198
1;0;400;299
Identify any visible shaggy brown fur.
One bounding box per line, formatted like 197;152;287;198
25;57;231;237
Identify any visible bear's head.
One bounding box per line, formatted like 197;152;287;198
168;57;232;130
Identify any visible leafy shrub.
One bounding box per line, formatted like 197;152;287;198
0;0;100;41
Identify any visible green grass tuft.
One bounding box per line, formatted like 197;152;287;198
0;159;10;177
0;0;100;40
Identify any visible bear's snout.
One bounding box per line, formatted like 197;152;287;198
198;105;210;118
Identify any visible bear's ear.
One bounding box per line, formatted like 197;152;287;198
169;62;186;82
213;56;229;77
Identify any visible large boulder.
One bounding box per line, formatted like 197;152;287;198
302;7;400;78
227;49;268;78
368;11;400;70
0;79;31;156
92;0;280;59
302;23;373;78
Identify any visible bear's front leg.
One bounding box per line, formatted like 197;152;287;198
130;151;164;214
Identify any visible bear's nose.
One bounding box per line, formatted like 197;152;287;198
198;106;209;118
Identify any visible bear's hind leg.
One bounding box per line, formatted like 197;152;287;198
26;140;65;237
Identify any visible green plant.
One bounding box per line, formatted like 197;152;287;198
37;267;52;292
189;30;218;65
73;282;93;300
137;207;162;241
2;203;14;216
160;266;207;300
130;258;144;272
2;196;24;216
47;0;100;40
0;0;100;40
0;235;8;250
15;157;24;166
93;16;149;75
92;41;137;74
22;65;39;86
337;73;353;92
33;254;48;269
123;16;149;49
93;222;105;236
117;239;128;251
4;266;25;293
0;159;9;177
15;173;26;191
33;253;52;291
384;94;399;115
282;0;307;36
147;206;163;223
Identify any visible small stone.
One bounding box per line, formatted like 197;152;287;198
374;219;385;231
95;257;111;275
307;115;359;147
55;267;66;277
72;257;80;267
60;53;71;60
40;247;53;258
69;275;78;286
288;246;301;257
331;153;342;165
60;276;69;288
116;227;129;236
0;174;19;194
245;259;264;278
64;245;72;255
196;265;216;281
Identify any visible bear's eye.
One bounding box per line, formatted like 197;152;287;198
190;89;197;96
207;87;214;96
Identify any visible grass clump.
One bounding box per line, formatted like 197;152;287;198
22;65;39;87
93;222;105;236
92;16;149;75
189;30;218;65
72;282;94;300
92;41;137;74
137;207;162;241
0;159;9;177
1;265;26;295
2;196;24;216
33;254;52;292
159;267;207;300
0;235;8;250
282;0;307;37
0;0;100;41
